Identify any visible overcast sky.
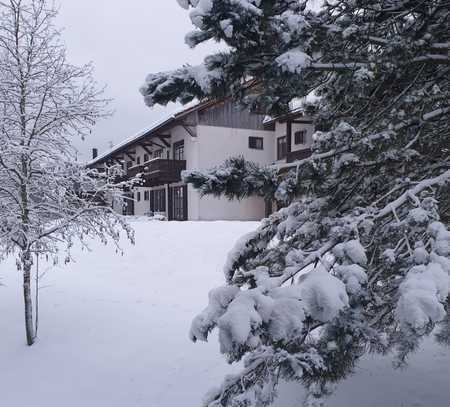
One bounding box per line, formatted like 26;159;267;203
58;1;219;161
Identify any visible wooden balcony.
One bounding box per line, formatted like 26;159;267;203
127;158;186;187
286;148;312;163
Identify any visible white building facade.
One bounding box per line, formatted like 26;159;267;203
88;99;314;221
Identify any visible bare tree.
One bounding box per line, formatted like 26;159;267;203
0;0;132;346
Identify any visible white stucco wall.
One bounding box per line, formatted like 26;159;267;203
291;122;315;152
196;195;266;221
190;125;274;221
104;117;314;220
133;187;151;215
197;125;275;168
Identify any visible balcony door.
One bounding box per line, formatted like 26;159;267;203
277;136;287;161
173;140;184;161
168;185;188;221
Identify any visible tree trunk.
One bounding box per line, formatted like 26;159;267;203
22;252;35;346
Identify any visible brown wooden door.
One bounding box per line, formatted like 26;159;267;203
169;185;188;221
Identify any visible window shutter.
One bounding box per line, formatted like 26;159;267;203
168;187;173;221
183;185;188;221
162;189;167;213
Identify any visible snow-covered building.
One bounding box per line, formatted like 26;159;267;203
88;99;314;221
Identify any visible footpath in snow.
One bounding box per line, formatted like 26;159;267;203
0;220;449;407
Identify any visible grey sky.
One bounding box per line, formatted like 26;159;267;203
58;1;218;161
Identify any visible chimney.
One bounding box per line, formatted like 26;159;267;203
92;148;98;159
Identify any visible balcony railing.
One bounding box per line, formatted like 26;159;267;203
127;158;186;187
286;148;312;163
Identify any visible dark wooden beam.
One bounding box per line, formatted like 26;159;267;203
158;136;170;148
181;124;196;138
154;142;165;149
291;120;314;124
286;120;292;154
279;113;307;123
125;152;135;161
141;144;153;155
144;140;165;149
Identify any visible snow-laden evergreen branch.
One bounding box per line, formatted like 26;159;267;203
142;0;450;405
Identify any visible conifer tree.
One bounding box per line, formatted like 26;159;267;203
142;1;449;405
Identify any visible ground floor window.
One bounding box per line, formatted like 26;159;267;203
249;136;264;150
151;189;166;213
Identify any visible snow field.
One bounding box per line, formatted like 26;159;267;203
1;220;449;407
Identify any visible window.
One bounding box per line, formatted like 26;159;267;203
152;189;166;213
144;153;149;163
136;191;141;202
154;149;164;158
173;140;185;161
294;130;306;145
277;136;287;160
249;136;264;150
136;156;141;165
144;191;149;201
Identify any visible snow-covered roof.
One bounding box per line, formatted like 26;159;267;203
263;107;310;125
87;99;215;167
88;92;318;167
263;93;320;125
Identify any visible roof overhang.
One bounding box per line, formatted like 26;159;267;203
87;99;220;168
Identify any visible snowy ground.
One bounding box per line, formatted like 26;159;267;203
1;220;449;407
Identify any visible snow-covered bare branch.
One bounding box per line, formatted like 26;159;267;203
0;0;133;346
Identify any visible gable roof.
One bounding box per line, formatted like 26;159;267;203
87;99;219;167
263;94;320;126
263;107;313;126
